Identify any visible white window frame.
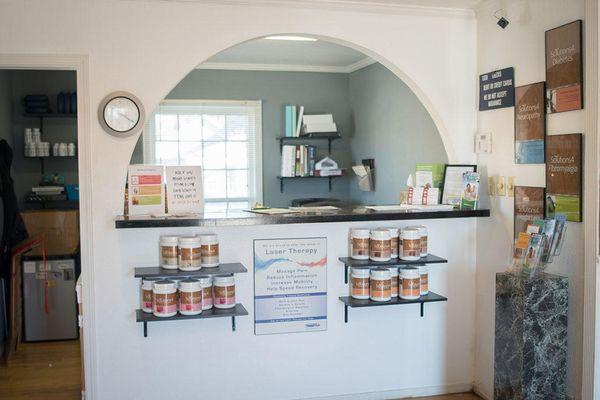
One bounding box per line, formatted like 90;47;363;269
143;99;263;207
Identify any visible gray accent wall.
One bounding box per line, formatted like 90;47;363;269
0;71;11;147
164;69;353;207
348;63;447;205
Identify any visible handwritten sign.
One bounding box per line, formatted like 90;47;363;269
166;166;203;214
479;67;515;111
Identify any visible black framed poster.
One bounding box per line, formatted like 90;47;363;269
546;20;583;114
479;67;515;111
515;82;546;164
441;164;477;206
514;186;545;239
546;133;583;222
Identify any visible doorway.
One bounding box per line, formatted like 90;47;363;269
0;69;82;400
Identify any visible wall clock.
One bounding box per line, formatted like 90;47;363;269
98;91;145;137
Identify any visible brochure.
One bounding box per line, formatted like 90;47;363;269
128;165;165;216
524;233;545;272
459;172;480;210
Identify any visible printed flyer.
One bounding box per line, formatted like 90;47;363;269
515;82;545;164
545;20;583;113
459;172;480;210
254;238;327;335
514;186;545;239
546;133;582;222
128;165;165;216
166;166;204;215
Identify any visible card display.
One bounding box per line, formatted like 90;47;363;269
546;134;582;222
515;82;546;164
545;20;583;113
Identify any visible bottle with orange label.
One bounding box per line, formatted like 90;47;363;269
370;268;391;302
350;267;370;299
419;266;429;295
400;228;421;261
399;267;420;300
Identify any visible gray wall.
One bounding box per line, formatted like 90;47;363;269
348;63;447;204
139;69;353;207
8;70;78;203
0;71;11;147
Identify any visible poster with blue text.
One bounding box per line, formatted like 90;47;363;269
254;238;327;335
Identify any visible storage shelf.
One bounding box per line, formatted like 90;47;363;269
339;254;447;283
135;304;248;337
277;134;340;154
339;292;447;322
277;175;343;193
23;113;77;119
134;263;247;278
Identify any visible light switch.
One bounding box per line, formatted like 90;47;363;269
497;176;506;196
507;176;515;197
488;176;496;196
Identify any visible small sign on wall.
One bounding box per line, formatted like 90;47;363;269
166;166;204;215
514;186;545;239
254;237;327;335
479;67;515;111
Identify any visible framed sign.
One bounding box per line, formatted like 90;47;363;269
441;164;477;206
479;67;515;111
546;133;582;222
254;237;327;335
515;82;546;164
514;186;545;239
127;165;165;216
166;166;204;215
545;20;583;114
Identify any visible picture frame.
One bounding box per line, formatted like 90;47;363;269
514;82;546;164
545;20;583;114
440;164;477;206
514;186;546;240
545;133;583;222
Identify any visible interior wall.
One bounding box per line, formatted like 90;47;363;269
474;1;585;398
0;1;477;399
0;71;12;148
348;63;448;204
7;70;78;204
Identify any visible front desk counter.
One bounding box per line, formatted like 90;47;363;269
115;207;490;229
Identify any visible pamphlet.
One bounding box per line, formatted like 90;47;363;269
459;172;480;210
128;165;165;216
524;233;545;273
414;163;445;188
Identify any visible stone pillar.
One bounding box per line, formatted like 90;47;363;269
494;272;568;400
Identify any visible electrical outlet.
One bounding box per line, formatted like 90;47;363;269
488;176;496;196
497;176;506;196
507;176;515;197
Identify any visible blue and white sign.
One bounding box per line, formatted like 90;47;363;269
254;238;327;335
479;67;515;111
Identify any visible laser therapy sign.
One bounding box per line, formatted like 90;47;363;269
254;238;327;335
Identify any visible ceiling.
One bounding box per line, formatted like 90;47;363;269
201;38;375;73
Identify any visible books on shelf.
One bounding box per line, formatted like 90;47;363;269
280;144;317;177
284;105;337;137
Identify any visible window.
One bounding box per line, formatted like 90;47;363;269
144;100;262;211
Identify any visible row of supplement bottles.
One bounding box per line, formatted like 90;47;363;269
350;226;428;262
350;266;428;302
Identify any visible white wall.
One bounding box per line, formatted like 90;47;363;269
0;1;478;399
474;1;585;398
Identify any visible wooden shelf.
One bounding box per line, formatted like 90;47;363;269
134;263;247;278
339;254;448;283
339;292;447;322
136;304;248;337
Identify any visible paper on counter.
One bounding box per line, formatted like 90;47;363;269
365;204;454;211
288;206;340;212
246;208;300;215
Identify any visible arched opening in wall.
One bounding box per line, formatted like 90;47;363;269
127;35;450;212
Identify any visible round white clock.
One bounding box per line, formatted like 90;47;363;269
98;91;145;137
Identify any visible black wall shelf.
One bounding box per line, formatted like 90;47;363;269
339;255;447;284
339;292;447;323
277;134;340;155
277;175;342;193
136;304;248;337
134;263;247;278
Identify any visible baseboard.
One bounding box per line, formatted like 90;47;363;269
301;382;473;400
472;386;491;400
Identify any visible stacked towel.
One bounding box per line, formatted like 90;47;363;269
23;94;50;114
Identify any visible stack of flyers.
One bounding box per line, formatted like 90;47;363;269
550;214;568;257
510;232;531;273
524;233;546;275
540;219;557;264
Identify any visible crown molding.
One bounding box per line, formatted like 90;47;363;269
196;57;376;73
125;0;476;18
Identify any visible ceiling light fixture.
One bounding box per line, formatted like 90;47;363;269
264;36;318;42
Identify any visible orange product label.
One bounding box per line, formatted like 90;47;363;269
402;278;420;297
180;247;201;261
371;239;391;258
352;238;370;256
351;277;370;296
403;239;420;257
370;279;391;297
420;274;429;292
201;244;219;257
214;285;235;299
391;276;398;296
179;291;202;305
420;237;428;253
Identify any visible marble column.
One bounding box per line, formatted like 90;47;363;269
494;272;568;400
